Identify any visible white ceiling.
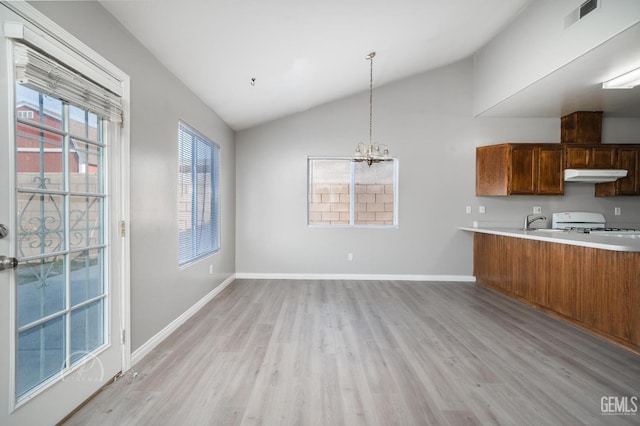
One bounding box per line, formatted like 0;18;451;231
480;20;640;119
99;0;532;130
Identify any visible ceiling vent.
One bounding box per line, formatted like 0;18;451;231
579;0;599;18
565;0;599;29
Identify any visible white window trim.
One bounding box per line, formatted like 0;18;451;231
2;0;132;410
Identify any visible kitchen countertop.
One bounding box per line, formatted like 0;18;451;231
459;226;640;252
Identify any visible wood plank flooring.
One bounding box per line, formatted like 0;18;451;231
63;280;640;425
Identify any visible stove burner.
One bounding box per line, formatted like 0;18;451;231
572;227;639;234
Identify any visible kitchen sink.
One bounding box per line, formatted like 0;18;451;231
532;229;565;233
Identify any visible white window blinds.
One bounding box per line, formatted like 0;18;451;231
178;122;220;266
14;42;122;123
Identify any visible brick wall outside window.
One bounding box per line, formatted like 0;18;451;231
308;158;396;226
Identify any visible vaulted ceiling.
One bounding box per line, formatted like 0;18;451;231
100;0;532;130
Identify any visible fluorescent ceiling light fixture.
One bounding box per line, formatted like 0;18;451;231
602;67;640;89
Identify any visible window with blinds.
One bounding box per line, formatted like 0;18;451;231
178;122;220;266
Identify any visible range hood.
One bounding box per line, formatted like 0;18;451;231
564;169;627;183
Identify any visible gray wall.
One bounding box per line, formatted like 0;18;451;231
236;57;640;276
30;1;236;352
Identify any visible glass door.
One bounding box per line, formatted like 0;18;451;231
0;6;128;424
0;76;123;426
14;85;110;399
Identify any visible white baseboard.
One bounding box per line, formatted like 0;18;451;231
235;273;475;282
130;274;236;367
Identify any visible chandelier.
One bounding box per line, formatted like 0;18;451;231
353;52;391;166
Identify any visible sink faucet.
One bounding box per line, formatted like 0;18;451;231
523;214;546;231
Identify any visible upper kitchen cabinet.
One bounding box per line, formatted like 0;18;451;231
476;144;564;196
562;111;618;169
477;112;640;197
561;111;602;144
595;146;640;196
565;145;617;168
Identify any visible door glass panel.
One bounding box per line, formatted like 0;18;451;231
17;316;66;398
70;249;103;306
70;299;104;363
70;139;102;193
16;85;63;130
15;84;108;401
68;105;99;139
17;255;66;328
15;126;64;192
17;193;65;257
69;196;103;250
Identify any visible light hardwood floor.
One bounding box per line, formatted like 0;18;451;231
64;279;639;425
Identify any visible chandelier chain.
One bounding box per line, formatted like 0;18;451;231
369;53;373;144
353;51;390;166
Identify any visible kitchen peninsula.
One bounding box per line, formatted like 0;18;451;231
461;226;640;353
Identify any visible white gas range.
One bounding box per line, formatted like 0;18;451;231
551;212;640;237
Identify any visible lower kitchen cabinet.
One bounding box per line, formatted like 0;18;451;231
473;233;640;352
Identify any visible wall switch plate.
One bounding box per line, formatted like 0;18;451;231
614;207;621;216
209;265;213;274
465;206;472;214
478;206;486;214
347;253;353;261
533;206;542;214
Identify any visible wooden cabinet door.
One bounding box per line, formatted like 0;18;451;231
565;146;590;168
595;146;640;196
591;146;617;168
476;145;510;196
616;148;639;195
477;144;565;196
510;146;536;194
565;145;616;168
538;146;564;194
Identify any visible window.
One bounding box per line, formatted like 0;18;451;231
178;122;220;265
308;157;398;227
16;110;34;119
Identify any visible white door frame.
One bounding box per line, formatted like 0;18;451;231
1;0;131;411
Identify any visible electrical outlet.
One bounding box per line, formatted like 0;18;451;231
478;206;486;214
465;206;472;214
347;253;353;261
533;206;542;214
614;207;621;216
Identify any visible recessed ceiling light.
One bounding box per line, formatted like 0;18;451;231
602;67;640;89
